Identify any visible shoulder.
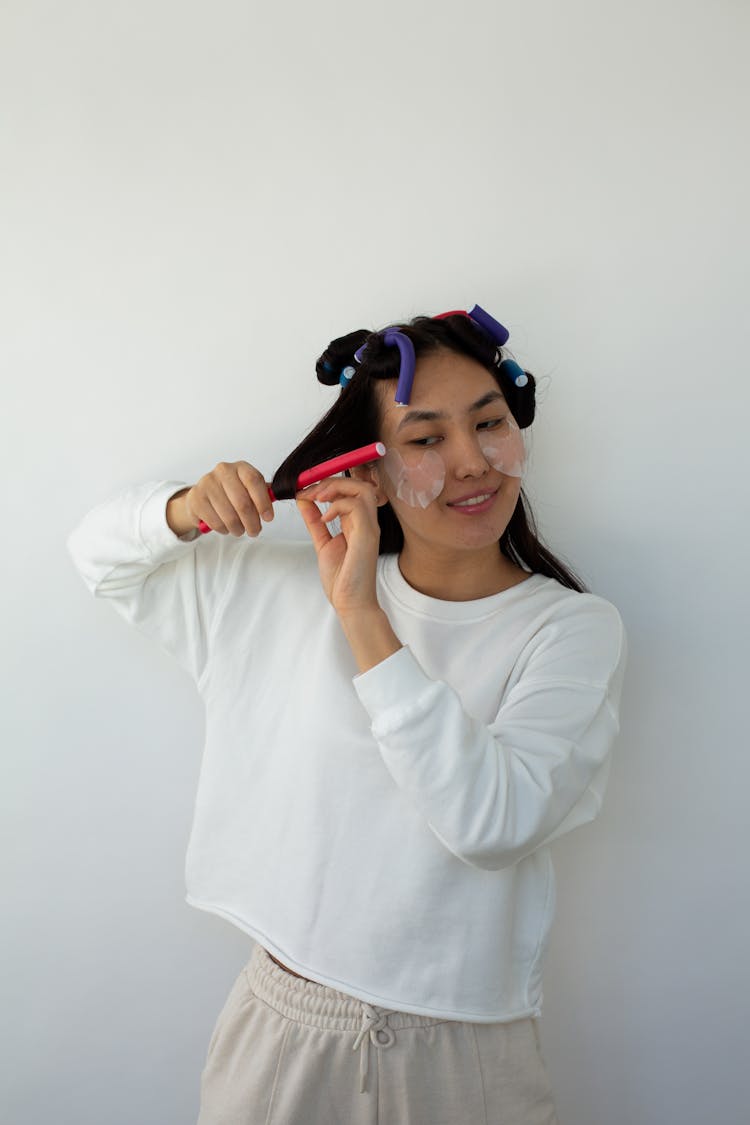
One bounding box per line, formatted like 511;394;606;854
520;577;627;687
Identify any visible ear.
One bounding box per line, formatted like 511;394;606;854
349;462;389;507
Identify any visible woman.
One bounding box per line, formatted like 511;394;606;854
67;306;627;1124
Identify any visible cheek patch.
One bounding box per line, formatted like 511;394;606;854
478;417;527;478
381;448;445;509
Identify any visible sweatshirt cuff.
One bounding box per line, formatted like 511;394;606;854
353;644;440;731
139;481;202;550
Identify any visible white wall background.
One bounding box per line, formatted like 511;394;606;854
2;1;748;1122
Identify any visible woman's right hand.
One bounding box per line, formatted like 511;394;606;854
175;461;275;537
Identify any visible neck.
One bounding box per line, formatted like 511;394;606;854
397;541;528;601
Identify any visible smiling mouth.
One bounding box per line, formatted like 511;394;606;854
448;489;498;508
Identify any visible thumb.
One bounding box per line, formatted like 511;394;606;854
296;496;334;553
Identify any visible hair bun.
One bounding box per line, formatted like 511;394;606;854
316;329;370;386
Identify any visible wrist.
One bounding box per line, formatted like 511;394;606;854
337;606;402;675
166;488;196;537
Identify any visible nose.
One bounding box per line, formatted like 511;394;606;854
452;432;492;480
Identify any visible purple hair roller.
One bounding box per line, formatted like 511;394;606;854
352;329;417;404
383;328;416;405
467;304;510;346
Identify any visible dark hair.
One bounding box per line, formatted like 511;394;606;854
272;313;589;593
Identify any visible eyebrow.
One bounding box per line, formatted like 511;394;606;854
395;391;507;432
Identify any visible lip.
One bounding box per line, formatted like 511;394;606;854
447;487;499;514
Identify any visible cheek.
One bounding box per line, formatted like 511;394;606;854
380;448;446;509
478;419;527;477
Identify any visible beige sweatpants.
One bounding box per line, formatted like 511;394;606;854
197;942;560;1125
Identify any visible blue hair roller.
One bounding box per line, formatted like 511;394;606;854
498;358;528;387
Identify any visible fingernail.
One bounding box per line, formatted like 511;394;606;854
262;509;273;521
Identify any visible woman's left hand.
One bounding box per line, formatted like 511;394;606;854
296;477;382;617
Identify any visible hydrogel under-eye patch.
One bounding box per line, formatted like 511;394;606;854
477;416;526;478
380;447;446;509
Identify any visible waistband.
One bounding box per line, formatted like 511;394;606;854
245;943;449;1094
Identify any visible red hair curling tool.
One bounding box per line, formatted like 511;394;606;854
197;442;386;534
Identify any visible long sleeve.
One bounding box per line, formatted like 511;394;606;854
65;480;248;685
352;599;627;871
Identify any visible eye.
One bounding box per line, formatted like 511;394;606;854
478;417;507;431
409;435;442;447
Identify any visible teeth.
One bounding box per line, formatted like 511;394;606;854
454;493;492;507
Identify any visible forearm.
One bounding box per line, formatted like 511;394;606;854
338;607;403;674
352;645;622;871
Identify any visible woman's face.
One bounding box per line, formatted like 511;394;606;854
371;348;527;559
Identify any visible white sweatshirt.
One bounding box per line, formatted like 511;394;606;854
66;480;628;1023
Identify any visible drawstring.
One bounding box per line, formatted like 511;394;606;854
351;1003;396;1093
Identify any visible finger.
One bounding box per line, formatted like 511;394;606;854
236;463;274;523
296;477;378;503
212;463;269;537
301;492;377;525
207;481;261;537
319;493;381;529
296;496;335;553
320;499;362;524
196;497;229;534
